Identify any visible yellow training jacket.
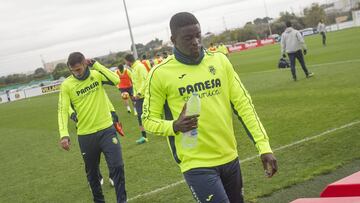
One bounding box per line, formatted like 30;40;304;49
142;52;272;173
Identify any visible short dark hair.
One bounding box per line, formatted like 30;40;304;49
124;54;135;63
170;12;199;36
118;64;124;71
142;54;146;60
285;21;292;28
67;52;85;67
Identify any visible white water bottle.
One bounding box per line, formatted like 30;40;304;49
182;93;201;149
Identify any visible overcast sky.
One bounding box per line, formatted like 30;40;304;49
0;0;326;76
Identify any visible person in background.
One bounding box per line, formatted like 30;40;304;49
281;21;314;81
208;42;217;52
162;51;169;59
149;59;155;67
217;43;229;56
153;53;163;65
124;54;149;144
6;90;10;102
141;54;152;72
317;20;327;46
116;64;136;115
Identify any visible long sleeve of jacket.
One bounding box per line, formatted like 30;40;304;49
142;69;176;136
133;64;148;97
296;31;307;50
92;61;120;86
226;60;272;155
68;105;75;116
58;84;71;138
137;66;148;97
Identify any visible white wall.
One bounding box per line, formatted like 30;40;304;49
9;90;26;101
353;10;360;26
24;87;43;98
0;94;9;103
22;83;61;99
326;20;359;31
2;83;62;103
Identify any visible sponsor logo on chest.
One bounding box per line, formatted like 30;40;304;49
176;64;223;100
178;78;221;96
76;81;99;96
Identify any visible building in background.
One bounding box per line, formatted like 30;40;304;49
353;9;360;25
43;59;67;73
325;0;360;13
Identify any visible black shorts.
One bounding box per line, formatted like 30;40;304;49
119;87;133;96
183;158;244;203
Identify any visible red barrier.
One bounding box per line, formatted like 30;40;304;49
291;197;360;203
321;171;360;197
227;43;246;52
260;38;276;45
245;40;258;49
227;38;275;53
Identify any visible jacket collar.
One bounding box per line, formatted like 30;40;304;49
73;67;90;81
173;47;205;65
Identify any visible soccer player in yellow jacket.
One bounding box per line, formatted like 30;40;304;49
68;91;125;188
124;54;149;144
58;52;126;203
142;12;277;203
218;43;229;56
208;42;217;52
141;55;152;72
153;53;163;65
68;91;125;137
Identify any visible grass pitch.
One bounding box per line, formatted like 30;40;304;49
0;27;359;203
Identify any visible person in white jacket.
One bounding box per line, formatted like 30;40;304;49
281;21;314;81
317;20;327;46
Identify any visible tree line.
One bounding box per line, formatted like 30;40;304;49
203;3;358;47
0;37;172;87
2;2;358;87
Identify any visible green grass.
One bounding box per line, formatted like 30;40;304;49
0;28;359;203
